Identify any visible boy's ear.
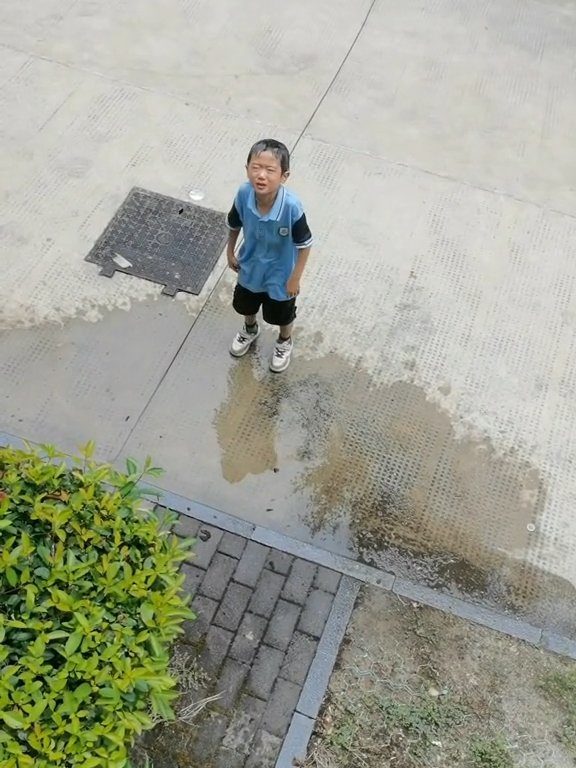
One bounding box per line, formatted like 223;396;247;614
282;170;290;182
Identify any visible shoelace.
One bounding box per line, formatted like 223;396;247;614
274;342;290;358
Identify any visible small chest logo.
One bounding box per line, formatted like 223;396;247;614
278;226;289;237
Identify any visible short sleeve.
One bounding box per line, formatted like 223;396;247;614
227;201;242;231
292;212;313;249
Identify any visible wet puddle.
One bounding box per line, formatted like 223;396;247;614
215;352;576;633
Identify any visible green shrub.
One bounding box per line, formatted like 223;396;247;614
0;442;194;768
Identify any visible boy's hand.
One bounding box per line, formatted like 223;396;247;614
286;275;300;297
227;252;239;272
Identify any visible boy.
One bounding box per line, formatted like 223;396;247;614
226;139;313;372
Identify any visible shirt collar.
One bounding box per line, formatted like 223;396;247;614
247;185;286;221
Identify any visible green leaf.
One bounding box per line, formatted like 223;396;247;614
140;602;154;626
26;699;47;720
126;458;139;476
1;710;27;729
64;631;83;656
5;567;18;587
80;440;96;459
150;690;175;720
74;682;92;703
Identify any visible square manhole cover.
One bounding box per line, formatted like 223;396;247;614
85;187;227;296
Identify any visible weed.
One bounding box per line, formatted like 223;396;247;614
376;694;467;759
469;737;513;768
539;668;576;753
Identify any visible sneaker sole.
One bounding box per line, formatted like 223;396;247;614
269;355;292;373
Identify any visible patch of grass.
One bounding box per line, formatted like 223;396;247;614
539;668;576;753
469;737;513;768
376;695;467;759
321;690;468;765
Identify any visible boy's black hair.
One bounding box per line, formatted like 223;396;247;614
247;139;290;174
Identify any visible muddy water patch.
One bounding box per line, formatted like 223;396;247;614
213;351;575;627
295;355;556;614
214;356;284;483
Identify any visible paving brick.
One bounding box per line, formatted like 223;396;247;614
191;713;228;761
281;632;318;686
229;613;268;664
234;541;270;587
266;550;293;575
218;531;247;559
282;559;316;604
314;566;341;594
182;594;218;642
180;562;204;598
214;582;252;631
246;645;285;700
262;679;301;738
174;514;200;539
249;570;285;618
244;730;282;768
222;694;266;754
215;748;245;768
217;659;250;710
200;625;234;675
200;553;238;601
299;589;334;638
264;600;301;651
190;524;223;569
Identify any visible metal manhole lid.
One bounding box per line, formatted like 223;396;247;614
85;187;227;296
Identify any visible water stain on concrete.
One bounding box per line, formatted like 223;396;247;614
214;350;576;629
293;356;541;577
214;355;281;483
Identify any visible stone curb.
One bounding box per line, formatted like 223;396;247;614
152;483;576;658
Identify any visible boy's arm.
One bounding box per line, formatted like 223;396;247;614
287;247;311;297
226;201;242;272
227;229;240;272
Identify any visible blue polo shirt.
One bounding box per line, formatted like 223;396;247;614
227;182;313;301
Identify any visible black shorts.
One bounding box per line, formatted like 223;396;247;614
233;284;297;326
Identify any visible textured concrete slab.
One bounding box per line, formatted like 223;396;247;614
0;299;193;459
306;0;576;214
0;0;373;129
0;55;298;330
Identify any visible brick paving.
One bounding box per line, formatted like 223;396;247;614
170;513;346;768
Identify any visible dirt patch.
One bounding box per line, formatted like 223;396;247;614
305;587;576;768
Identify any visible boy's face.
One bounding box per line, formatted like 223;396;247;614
246;150;289;198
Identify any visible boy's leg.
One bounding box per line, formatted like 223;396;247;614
279;322;293;341
230;285;263;357
263;296;297;372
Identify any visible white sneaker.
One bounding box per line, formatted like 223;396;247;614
230;323;260;357
270;337;293;372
